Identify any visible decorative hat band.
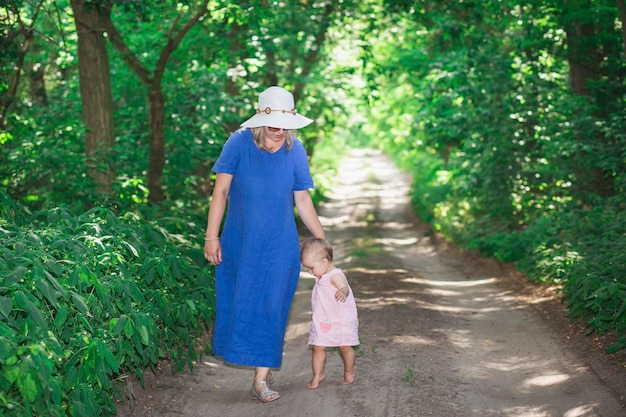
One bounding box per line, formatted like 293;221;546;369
257;107;297;115
240;86;313;129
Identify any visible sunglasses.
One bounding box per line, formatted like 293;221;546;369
267;127;288;132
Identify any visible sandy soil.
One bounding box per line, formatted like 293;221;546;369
115;149;626;417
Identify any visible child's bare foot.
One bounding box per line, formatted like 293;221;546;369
307;373;325;389
340;367;356;385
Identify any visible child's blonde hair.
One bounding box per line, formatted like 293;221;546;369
300;238;333;262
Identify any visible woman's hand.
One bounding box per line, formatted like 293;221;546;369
204;240;222;265
204;173;232;266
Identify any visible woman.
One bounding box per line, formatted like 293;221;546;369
203;86;326;403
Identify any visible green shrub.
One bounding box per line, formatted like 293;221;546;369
0;191;214;416
414;183;626;353
561;203;626;343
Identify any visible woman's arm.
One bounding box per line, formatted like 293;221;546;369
204;173;233;265
294;189;325;239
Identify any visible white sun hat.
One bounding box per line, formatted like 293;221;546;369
240;86;314;130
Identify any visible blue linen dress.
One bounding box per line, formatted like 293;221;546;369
211;128;314;368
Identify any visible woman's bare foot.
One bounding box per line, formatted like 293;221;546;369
307;373;325;389
340;367;356;385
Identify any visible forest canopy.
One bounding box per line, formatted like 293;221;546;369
1;0;625;416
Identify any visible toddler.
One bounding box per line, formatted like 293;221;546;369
300;238;359;389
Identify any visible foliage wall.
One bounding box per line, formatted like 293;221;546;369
0;190;213;415
354;0;626;353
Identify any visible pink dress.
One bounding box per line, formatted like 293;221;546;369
309;268;359;347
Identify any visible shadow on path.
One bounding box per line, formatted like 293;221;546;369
116;149;625;417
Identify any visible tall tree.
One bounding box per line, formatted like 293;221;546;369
101;0;210;203
0;0;46;129
70;0;116;195
556;0;624;198
560;0;601;96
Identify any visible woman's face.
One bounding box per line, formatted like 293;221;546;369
264;126;288;144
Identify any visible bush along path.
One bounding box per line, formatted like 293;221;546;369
0;196;214;417
116;149;625;417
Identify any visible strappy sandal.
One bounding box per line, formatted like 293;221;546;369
251;380;280;403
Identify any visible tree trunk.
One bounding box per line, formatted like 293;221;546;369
147;85;166;202
560;0;616;198
70;0;115;195
28;39;48;106
561;0;601;95
0;20;32;130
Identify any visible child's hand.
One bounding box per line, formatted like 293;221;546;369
335;287;348;302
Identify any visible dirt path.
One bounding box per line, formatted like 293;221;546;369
116;149;626;417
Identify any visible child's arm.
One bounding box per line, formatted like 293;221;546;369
330;273;350;302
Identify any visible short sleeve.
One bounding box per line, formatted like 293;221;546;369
292;139;314;191
212;129;248;174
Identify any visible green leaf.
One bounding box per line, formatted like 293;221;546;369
138;324;149;346
96;365;111;389
79;314;94;334
0;296;12;319
142;257;156;272
29;307;48;332
171;257;182;280
17;372;39;403
6;266;27;286
50;238;68;249
124;242;139;257
35;278;58;309
70;291;89;314
123;318;134;338
4;365;19;384
44;270;67;297
15;291;48;331
0;339;15;361
110;315;128;336
45;259;64;276
144;266;155;285
100;342;119;373
64;365;78;388
78;265;92;284
606;336;626;354
53;305;68;328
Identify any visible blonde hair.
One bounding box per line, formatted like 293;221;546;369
251;127;295;152
300;238;333;262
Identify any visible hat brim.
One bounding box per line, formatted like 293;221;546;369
240;112;314;130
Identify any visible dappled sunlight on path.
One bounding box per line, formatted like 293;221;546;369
116;148;624;417
314;148;625;417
